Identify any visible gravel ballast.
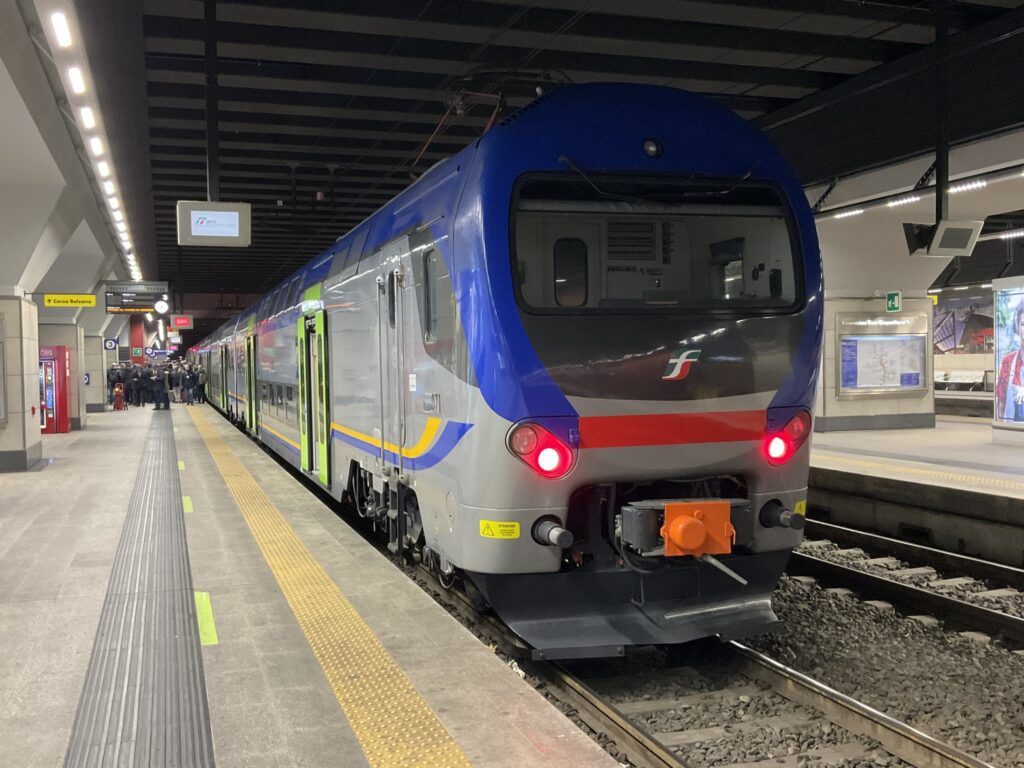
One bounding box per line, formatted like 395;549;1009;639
750;575;1024;767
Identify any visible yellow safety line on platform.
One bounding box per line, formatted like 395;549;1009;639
814;452;1024;494
182;496;194;513
186;406;473;768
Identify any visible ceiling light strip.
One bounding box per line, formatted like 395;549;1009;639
44;5;141;280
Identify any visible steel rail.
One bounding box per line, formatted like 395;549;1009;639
789;551;1024;644
804;518;1024;590
728;641;995;768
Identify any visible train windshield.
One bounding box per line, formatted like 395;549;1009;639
513;175;801;313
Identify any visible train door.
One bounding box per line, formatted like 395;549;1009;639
378;238;410;480
219;346;228;409
297;311;330;486
244;335;259;433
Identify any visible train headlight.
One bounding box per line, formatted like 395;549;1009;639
763;411;811;466
507;422;574;479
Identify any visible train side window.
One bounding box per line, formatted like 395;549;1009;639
422;249;437;342
553;238;588;307
286;385;293;401
387;271;396;327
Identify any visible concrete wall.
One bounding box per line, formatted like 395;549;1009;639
816;297;935;432
0;297;42;470
39;323;85;429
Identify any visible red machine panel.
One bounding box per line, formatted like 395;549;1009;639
39;345;70;434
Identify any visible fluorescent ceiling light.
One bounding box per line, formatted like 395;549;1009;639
115;221;126;232
51;12;73;48
102;180;114;195
981;283;993;288
999;229;1024;241
927;288;942;294
108;195;120;210
79;106;95;129
145;313;153;321
112;209;123;222
833;209;864;220
89;136;103;156
97;160;110;178
949;179;987;194
886;195;920;208
67;66;85;94
954;286;969;291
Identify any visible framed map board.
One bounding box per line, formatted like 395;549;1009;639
835;313;930;399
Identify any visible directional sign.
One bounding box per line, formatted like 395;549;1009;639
886;291;902;313
168;335;182;344
132;347;143;357
84;373;91;386
44;293;96;308
144;347;156;358
103;338;118;351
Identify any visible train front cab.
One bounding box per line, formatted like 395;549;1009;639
456;164;821;659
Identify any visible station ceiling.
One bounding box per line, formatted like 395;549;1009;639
74;0;1024;296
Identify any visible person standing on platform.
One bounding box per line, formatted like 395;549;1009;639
106;364;118;406
196;366;207;404
128;365;141;407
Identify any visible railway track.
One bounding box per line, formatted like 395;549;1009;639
792;520;1024;646
417;567;996;768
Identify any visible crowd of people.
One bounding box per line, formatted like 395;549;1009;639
106;361;207;410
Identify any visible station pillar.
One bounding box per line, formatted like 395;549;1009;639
39;321;86;430
0;293;42;470
82;334;107;413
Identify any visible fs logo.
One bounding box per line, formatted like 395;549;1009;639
662;349;701;381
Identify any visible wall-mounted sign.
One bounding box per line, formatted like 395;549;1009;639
168;335;182;344
176;200;252;247
103;338;118;351
44;293;96;308
132;347;143;357
170;315;193;330
885;291;902;313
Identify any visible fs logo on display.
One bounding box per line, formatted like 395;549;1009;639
662;349;701;381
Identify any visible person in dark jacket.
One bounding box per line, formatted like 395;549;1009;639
196;366;207;404
127;365;141;406
106;365;118;405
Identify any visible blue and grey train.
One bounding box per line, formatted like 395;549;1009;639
191;83;823;659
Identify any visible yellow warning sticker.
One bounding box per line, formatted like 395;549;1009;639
794;500;807;516
479;520;520;539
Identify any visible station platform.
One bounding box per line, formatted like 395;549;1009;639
809;416;1024;567
0;405;618;768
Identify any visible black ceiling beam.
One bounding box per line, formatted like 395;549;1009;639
147;2;916;64
758;5;1024;183
142;17;843;90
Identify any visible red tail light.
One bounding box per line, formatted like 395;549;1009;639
508;422;574;479
763;411;811;466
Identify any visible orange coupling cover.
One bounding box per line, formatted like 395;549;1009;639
660;500;735;558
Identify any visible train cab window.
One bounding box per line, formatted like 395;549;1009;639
553;238;588;307
513;176;800;313
422;249;438;341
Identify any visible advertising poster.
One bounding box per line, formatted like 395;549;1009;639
839;334;927;393
933;290;993;354
994;287;1024;422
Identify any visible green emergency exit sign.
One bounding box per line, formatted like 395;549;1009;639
886;291;902;313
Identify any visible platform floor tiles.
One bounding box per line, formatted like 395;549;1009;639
811;416;1024;498
0;405;619;768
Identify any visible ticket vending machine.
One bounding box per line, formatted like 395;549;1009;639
39;345;70;434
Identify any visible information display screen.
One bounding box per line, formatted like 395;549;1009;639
190;210;240;238
839;334;927;393
994;286;1024;422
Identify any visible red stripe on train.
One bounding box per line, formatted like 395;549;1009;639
578;409;767;449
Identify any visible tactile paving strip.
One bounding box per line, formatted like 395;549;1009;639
187;406;473;768
64;411;214;768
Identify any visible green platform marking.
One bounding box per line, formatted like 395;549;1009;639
178;460;186;471
182;496;194;514
194;591;219;646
